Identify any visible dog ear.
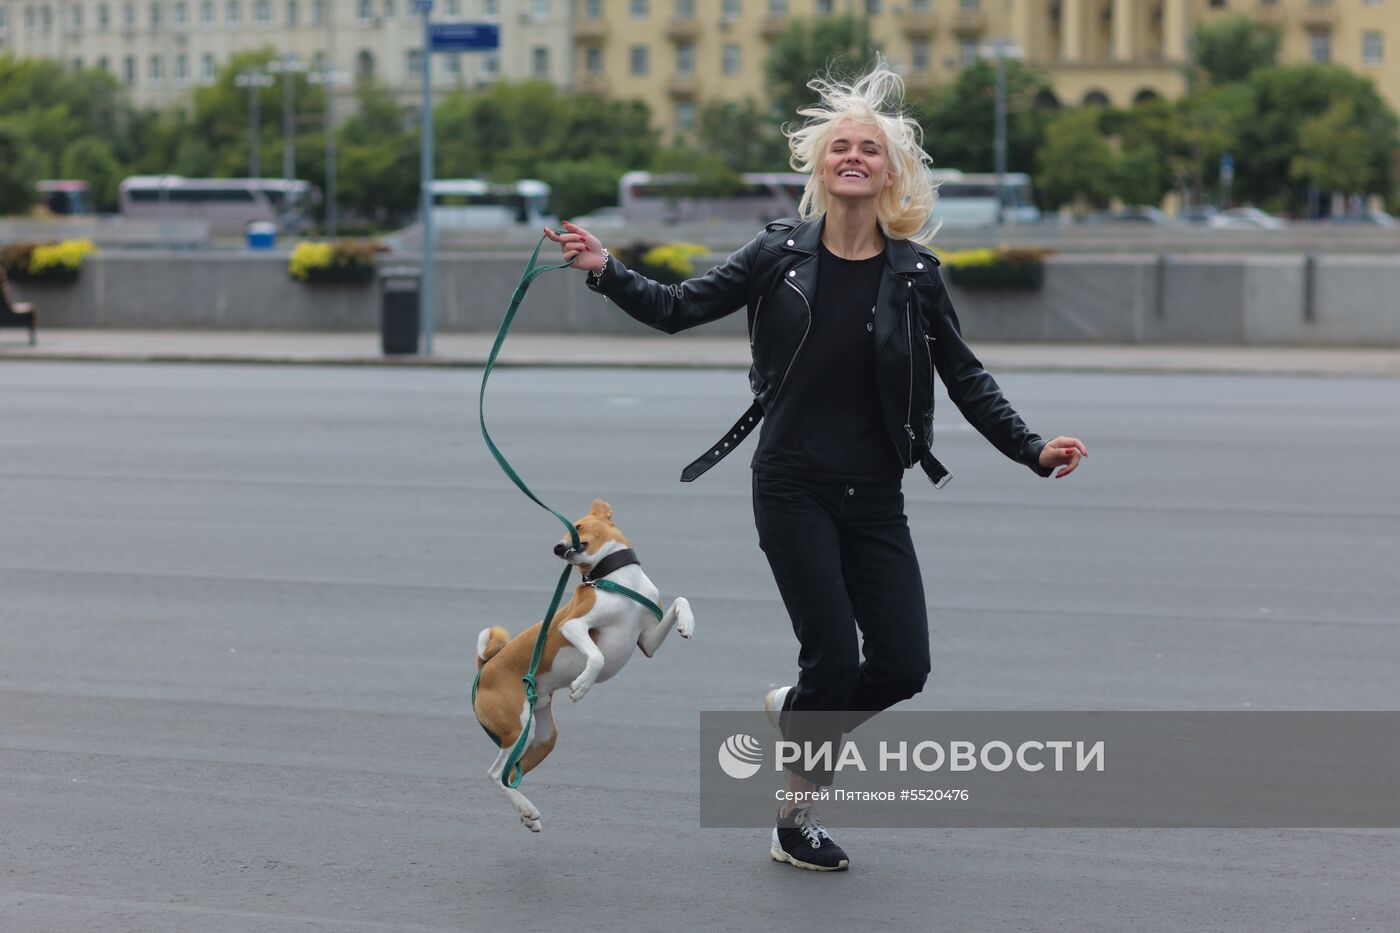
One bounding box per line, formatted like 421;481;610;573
591;498;612;519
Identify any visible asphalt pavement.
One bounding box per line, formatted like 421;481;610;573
1;361;1398;932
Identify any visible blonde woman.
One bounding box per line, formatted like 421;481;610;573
547;63;1087;872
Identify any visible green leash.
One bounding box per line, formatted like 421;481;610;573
474;232;663;790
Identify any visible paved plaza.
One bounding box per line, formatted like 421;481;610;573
2;361;1398;931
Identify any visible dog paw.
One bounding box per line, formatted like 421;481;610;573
675;597;695;639
521;814;542;833
570;678;593;702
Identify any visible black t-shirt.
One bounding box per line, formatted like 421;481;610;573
751;242;904;483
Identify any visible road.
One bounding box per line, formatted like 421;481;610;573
2;362;1397;932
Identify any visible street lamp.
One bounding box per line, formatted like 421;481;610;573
977;38;1024;225
234;70;274;180
265;53;308;205
309;68;351;237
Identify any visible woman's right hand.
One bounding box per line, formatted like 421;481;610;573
543;221;606;273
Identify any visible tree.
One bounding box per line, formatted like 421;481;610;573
918;58;1055;174
765;15;877;124
1289;98;1375;199
696;98;790;172
1237;64;1399;210
1192;15;1281;87
1035;108;1115;212
1176;84;1251;205
0;124;43;215
59;138;123;211
335;81;419;227
534;156;627;220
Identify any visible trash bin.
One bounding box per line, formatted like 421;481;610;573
379;266;421;355
245;221;278;250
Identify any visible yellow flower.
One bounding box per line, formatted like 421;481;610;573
642;242;710;279
28;239;97;274
288;242;335;280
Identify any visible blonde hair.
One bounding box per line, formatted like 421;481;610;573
785;60;939;244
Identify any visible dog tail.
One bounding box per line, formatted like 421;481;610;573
476;626;509;669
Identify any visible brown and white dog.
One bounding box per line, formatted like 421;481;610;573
474;499;695;832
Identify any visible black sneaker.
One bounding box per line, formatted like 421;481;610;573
770;807;849;871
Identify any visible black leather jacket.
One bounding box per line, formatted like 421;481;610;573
587;215;1052;485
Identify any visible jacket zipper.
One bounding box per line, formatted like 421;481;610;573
748;296;763;350
903;297;915;466
773;278;813;404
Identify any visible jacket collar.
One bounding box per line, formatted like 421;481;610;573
778;214;933;278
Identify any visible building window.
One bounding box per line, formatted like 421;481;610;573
445;0;457;13
912;39;929;70
69;3;82;29
149;1;159;27
356;47;375;77
200;0;212;23
959;39;977;65
769;0;786;14
531;0;547;17
1362;31;1383;65
286;0;296;24
226;0;239;23
175;52;188;81
676;42;693;73
98;3;110;28
254;0;268;23
675;100;694;132
24;5;33;32
1310;31;1329;63
445;51;461;75
629;0;645;17
865;0;880;12
124;54;136;83
176;0;189;25
482;51;499;74
1208;0;1225;7
201;51;214;79
356;0;367;18
816;0;832;11
383;0;394;18
584;45;602;72
407;47;422;75
122;2;134;27
98;55;109;71
0;7;8;30
676;0;693;16
483;0;497;15
41;3;50;31
630;43;648;74
722;0;739;17
911;0;928;9
149;53;162;80
72;56;83;69
532;45;548;75
722;42;740;73
584;0;600;16
311;0;321;22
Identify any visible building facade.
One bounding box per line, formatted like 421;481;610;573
0;0;573;109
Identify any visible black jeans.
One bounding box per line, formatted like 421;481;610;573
752;470;932;786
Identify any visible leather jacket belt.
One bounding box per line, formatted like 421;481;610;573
680;400;953;489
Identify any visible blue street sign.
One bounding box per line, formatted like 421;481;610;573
430;23;500;51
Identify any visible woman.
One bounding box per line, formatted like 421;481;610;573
546;64;1087;872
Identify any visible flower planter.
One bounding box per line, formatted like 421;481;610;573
945;262;1044;290
295;264;377;284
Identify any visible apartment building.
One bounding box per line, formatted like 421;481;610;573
0;0;573;109
574;0;1400;138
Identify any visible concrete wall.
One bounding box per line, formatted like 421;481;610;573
14;250;1400;346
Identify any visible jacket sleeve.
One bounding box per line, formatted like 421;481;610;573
584;231;767;335
926;270;1052;477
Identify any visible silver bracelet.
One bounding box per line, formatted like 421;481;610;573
588;247;610;283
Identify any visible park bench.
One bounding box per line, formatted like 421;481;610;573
0;266;37;345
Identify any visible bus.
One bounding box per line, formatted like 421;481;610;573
429;179;557;230
618;171;807;225
931;171;1040;227
35;180;92;216
118;176;320;234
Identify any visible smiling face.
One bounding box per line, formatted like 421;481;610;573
819;120;894;202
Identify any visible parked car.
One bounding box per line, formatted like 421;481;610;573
1178;205;1220;225
1327;209;1398;228
1208;207;1286;230
1082;206;1174;225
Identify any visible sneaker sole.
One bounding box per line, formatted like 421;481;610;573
763;686;789;736
769;843;849;872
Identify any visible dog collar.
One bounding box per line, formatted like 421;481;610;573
581;548;640;585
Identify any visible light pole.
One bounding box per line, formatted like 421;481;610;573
234;70;274;180
266;53;308;205
418;0;435;355
309;68;350;236
979;38;1023;225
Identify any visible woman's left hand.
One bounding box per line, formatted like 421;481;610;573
1039;436;1088;478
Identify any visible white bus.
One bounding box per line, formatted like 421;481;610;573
429;179;557;230
931;171;1040;227
118;176;320;234
618;171;807;225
